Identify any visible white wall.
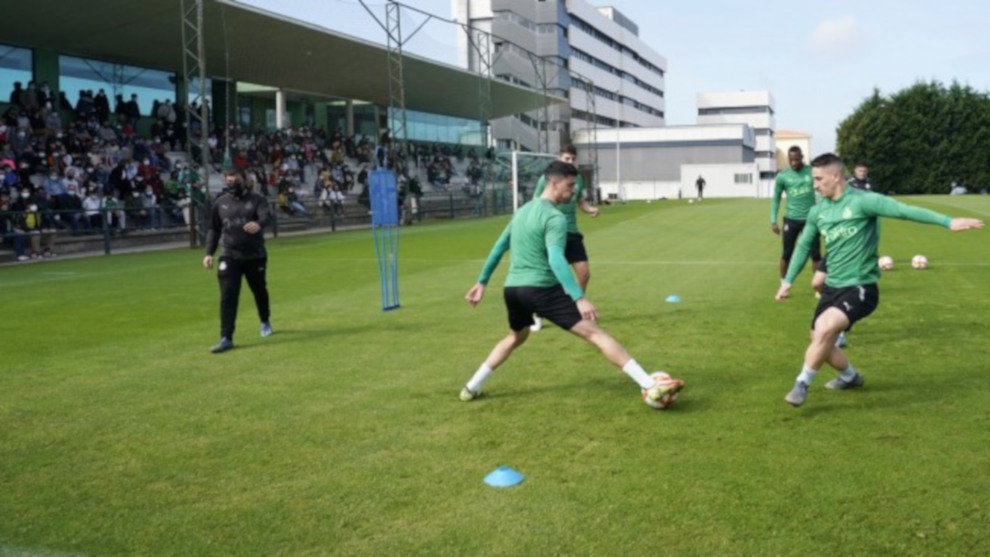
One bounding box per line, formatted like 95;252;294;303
680;163;762;198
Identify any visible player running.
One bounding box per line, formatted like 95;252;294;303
771;146;822;281
460;160;681;404
775;153;983;407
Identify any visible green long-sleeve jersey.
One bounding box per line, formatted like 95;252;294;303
771;166;815;223
785;188;951;287
533;173;585;233
476;198;584;301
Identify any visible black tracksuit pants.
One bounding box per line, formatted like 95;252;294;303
217;256;270;340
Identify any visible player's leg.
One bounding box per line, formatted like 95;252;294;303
779;219;799;280
243;257;272;337
572;260;590;292
565;233;591;292
461;287;532;400
461;328;529;401
213;257;242;352
785;307;848;406
568;319;683;399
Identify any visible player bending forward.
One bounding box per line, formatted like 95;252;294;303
460;160;682;404
775;153;983;407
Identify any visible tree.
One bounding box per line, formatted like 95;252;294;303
836;81;990;194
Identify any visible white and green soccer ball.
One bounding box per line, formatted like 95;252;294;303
878;255;895;271
641;371;683;410
911;254;928;270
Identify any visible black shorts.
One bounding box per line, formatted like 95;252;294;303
564;232;588;264
818;255;828;274
812;283;879;331
782;218;822;263
504;285;582;331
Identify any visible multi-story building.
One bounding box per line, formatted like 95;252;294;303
696;90;776;192
453;0;667;154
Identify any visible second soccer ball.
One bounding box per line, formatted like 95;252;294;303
878;255;895;271
912;254;928;269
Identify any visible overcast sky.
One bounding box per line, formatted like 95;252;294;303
243;0;990;153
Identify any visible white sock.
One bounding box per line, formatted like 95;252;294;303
839;364;858;382
796;365;817;386
466;363;493;392
622;359;654;389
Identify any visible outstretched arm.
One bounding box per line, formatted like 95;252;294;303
467;224;511;307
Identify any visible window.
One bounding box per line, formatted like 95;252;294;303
0;44;32;104
734;173;753;184
59;55;177;116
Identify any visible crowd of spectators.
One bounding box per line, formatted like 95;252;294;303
1;80;490;261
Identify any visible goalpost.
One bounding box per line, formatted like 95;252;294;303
494;151;559;212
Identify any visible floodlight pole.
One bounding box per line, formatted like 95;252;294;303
180;0;211;247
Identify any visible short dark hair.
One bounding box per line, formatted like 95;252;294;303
225;167;248;182
854;162;868;168
544;160;579;181
788;146;803;155
560;144;577;156
810;152;844;169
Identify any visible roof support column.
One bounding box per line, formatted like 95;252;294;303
275;89;286;129
346;99;355;137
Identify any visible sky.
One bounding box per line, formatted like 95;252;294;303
243;0;990;153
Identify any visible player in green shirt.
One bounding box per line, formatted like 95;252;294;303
529;145;599;331
774;153;983;407
460;160;682;405
771;146;822;280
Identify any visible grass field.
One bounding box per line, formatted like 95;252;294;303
1;196;987;555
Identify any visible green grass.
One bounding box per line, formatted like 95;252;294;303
1;196;987;555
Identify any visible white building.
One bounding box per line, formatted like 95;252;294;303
573;125;759;200
696;91;776;191
453;0;667;154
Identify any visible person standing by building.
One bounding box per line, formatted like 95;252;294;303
529;145;599;331
203;168;273;353
771;146;821;281
775;153;983;407
695;175;706;200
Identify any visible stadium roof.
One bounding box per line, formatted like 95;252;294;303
0;0;561;120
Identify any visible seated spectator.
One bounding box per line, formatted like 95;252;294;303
140;184;165;229
282;185;310;217
0;190;28;260
318;180;344;216
51;183;86;234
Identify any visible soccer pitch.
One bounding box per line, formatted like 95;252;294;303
1;197;987;555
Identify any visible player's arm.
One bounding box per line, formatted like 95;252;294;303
578;198;599;217
203;202;222;268
861;194;984;231
466;224;511;306
544;215;585;302
250;192;271;232
770;176;784;233
776;212;820;300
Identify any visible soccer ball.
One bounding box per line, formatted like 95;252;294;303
911;254;928;269
641;371;682;410
878;255;894;270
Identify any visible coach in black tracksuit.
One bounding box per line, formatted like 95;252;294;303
203;168;272;353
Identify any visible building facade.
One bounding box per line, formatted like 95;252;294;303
696;91;776;192
453;0;667;154
572;124;758;200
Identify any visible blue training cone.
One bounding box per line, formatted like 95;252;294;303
665;294;682;303
484;466;525;488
